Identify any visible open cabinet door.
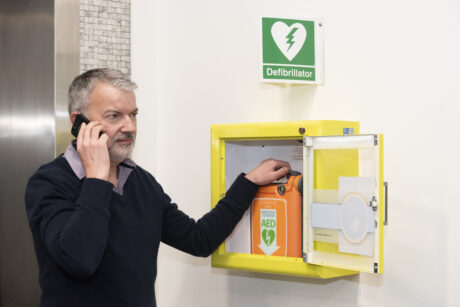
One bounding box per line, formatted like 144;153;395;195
303;134;384;274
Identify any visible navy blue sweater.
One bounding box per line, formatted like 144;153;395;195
25;156;258;307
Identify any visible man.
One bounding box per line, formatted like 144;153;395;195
25;68;290;307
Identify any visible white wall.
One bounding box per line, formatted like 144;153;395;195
131;1;460;306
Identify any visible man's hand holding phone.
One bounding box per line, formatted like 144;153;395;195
76;121;110;182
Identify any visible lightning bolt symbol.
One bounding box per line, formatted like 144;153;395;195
285;27;298;51
268;231;274;245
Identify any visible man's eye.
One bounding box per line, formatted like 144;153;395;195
107;114;119;120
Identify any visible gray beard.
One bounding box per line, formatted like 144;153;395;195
108;133;135;164
109;146;133;164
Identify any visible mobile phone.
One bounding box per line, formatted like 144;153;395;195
71;114;104;138
71;114;90;137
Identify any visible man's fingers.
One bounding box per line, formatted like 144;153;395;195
81;121;94;143
99;132;109;145
91;124;104;141
245;159;293;185
76;122;86;149
274;160;291;171
272;166;289;179
266;159;290;172
78;121;102;142
75;120;110;181
266;159;291;181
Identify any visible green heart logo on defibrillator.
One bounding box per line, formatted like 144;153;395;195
262;229;276;246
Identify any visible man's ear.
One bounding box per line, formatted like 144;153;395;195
70;112;80;124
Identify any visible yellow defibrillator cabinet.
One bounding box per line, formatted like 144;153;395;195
210;120;386;278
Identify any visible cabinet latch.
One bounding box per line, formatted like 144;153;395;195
370;196;378;211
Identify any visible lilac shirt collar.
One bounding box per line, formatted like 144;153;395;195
63;141;136;195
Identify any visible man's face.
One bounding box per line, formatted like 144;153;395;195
85;82;138;164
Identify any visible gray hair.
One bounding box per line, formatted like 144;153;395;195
68;68;137;114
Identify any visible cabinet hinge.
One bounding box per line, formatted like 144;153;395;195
303;137;313;147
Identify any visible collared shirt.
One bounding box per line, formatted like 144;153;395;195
63;141;136;195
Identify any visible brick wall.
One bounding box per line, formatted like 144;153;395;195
80;0;131;74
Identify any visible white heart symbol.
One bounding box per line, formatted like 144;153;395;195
271;22;307;61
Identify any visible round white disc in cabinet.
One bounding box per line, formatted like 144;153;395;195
340;193;369;244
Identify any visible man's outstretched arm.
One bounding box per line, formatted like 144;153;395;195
161;159;291;257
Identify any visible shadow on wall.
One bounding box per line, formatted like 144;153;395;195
376;190;448;306
244;83;317;123
222;269;361;307
262;82;318;121
159;243;361;307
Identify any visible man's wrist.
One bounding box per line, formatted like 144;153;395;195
85;169;109;181
244;172;257;184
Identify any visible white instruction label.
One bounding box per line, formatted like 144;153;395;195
292;142;303;160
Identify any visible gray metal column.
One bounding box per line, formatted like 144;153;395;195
0;0;79;305
55;0;80;156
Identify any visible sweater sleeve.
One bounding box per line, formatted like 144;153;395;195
25;169;114;279
160;173;258;257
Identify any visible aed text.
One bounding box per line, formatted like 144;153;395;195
261;219;276;228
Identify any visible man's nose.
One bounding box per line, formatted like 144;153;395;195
121;115;136;132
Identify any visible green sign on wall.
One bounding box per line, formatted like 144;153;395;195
261;17;323;84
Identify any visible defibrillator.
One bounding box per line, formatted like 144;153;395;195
251;172;302;258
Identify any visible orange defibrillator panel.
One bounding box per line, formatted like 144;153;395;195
251;175;302;258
